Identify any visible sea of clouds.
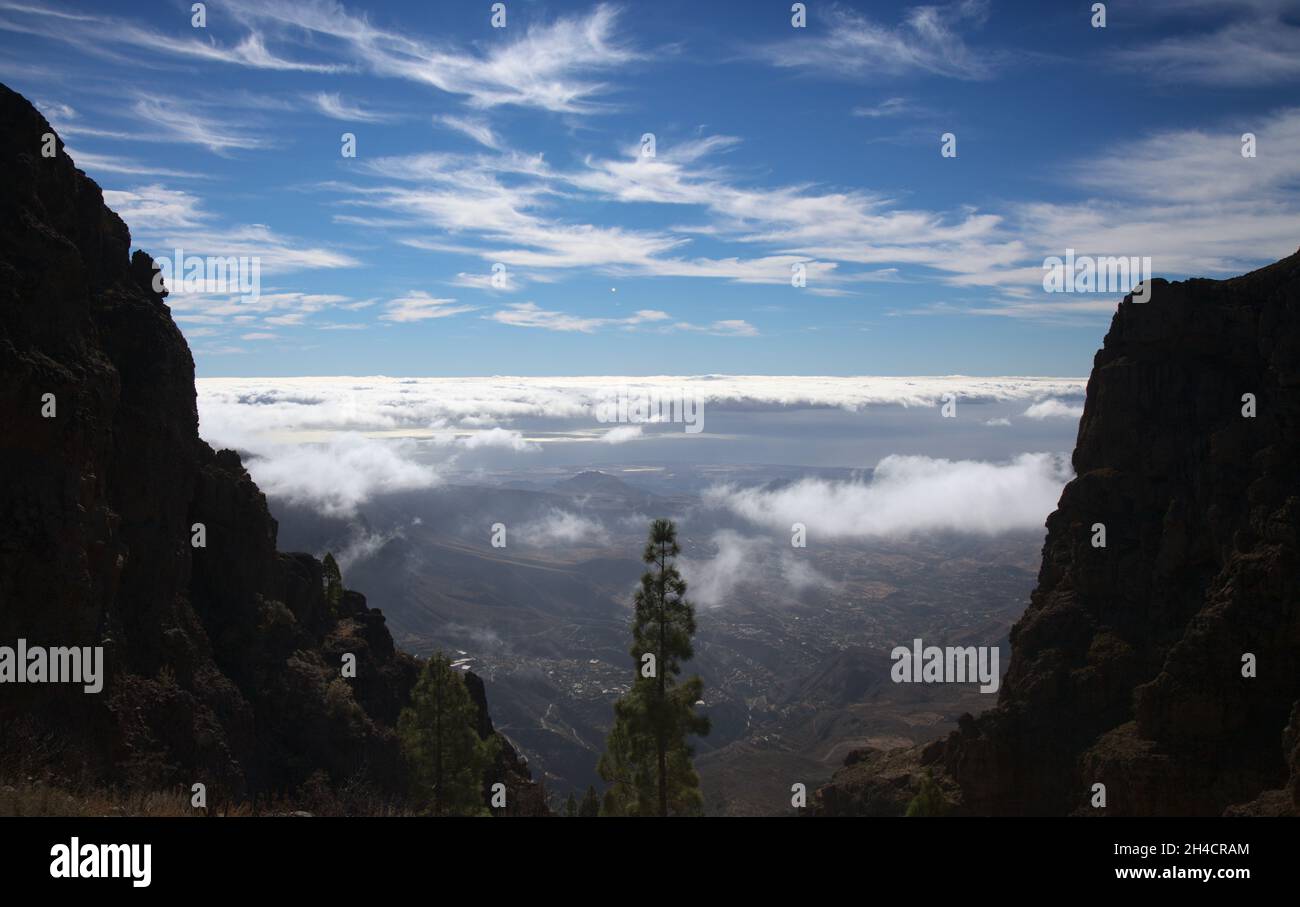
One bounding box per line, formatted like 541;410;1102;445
194;375;1086;519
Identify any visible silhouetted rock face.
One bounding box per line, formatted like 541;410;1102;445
0;82;420;801
817;252;1300;817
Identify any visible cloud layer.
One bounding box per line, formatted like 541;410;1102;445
197;374;1088;441
704;452;1073;538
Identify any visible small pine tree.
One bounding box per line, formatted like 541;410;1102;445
579;785;600;817
398;652;496;816
905;769;950;817
598;519;709;816
564;792;578;817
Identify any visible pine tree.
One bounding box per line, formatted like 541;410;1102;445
564;792;578;817
598;519;710;816
398;652;496;816
322;552;343;616
579;784;600;817
905;769;950;817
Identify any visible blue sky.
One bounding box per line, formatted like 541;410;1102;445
4;0;1298;377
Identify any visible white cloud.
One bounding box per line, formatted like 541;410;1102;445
600;425;643;444
336;525;404;571
680;530;765;608
381;292;478;322
312;92;397;123
680;531;835;608
852;97;924;118
132;97;269;154
1074;107;1300;206
340;101;1300;317
489;302;610;333
65;149;208;181
1112;3;1300;85
1022;399;1084;420
100;184;359;299
196;375;1089;441
672;319;759;337
451;270;519;292
437;115;502;149
487;303;751;335
703;453;1073;538
236;434;441;517
225;0;640;113
488;303;673;333
102;184;207;229
516;510;608;547
455;427;536;452
151;224;358;276
756;2;995;80
0;1;342;72
190;377;1085;518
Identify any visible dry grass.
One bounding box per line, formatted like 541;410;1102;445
0;775;418;817
0;780;220;817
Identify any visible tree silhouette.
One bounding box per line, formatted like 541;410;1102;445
598;519;709;816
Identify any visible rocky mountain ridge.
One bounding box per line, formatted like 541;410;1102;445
0;84;542;814
817;251;1300;816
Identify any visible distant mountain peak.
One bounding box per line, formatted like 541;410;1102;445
554;470;643;497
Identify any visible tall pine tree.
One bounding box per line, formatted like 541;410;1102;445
598;519;709;816
398;652;496;816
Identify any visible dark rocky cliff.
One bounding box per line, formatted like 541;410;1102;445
0;84;542;813
817;252;1300;817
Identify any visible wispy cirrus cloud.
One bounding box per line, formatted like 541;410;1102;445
488;303;669;333
381;291;479;323
1111;0;1300;85
436;115;503;150
224;0;642;113
852;97;927;118
310;91;398;123
0;0;343;72
486;304;756;336
101;183;359;327
61;148;209;180
103;184;208;229
131;97;269;154
754;1;997;80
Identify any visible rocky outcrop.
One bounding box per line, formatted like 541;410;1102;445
816;251;1300;816
0;83;424;804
